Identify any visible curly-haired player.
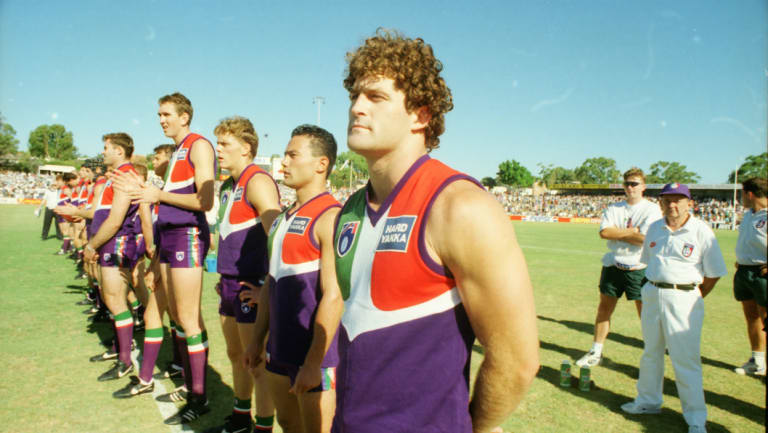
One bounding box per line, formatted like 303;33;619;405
331;29;539;432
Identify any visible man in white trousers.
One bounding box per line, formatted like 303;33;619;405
621;182;727;433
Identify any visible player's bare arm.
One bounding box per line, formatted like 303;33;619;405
245;173;281;236
699;276;720;298
84;187;132;261
243;277;271;373
138;203;154;256
600;227;644;246
156;138;215;211
290;207;343;394
427;180;539;433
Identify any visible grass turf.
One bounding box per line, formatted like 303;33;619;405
0;205;764;432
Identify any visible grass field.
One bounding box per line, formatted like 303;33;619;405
0;204;764;433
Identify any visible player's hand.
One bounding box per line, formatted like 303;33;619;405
289;363;322;394
761;265;767;277
215;281;222;296
238;281;260;307
109;169;143;193
83;245;98;264
55;204;78;216
34;208;41;217
242;341;265;376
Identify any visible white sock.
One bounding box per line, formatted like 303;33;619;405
752;351;765;367
591;342;604;356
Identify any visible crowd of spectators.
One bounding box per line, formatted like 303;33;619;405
0;170;749;229
0;171;53;200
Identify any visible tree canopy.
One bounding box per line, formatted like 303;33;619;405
728;152;767;183
28;124;77;160
646;161;701;184
0;114;20;157
497;159;534;187
574;157;620;184
537;163;578;186
329;151;369;189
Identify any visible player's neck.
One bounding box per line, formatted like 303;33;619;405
752;199;767;212
365;141;427;210
626;196;643;206
294;180;326;208
172;127;192;145
229;159;250;182
110;158;129;170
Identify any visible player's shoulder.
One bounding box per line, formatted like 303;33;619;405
430;178;503;228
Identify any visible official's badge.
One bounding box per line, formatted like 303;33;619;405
176;251;185;261
682;243;694;258
337;221;360;257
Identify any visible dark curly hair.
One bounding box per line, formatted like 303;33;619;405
291;124;337;178
344;29;453;152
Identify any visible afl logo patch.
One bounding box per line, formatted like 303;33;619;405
220;191;229;206
337;221;359;257
756;219;766;229
103;253;111;261
241;303;251;314
682;243;694;258
176;251;185;261
269;217;280;235
377;215;417;253
287;216;311;235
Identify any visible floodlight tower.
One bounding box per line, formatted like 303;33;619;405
313;96;326;125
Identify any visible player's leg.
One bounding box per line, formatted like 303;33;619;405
210;315;256;432
627;282;664;411
733;267;768;375
577;267;618;367
297;373;336;433
153;261;183;380
265;370;301;433
98;264;134;380
663;289;706;429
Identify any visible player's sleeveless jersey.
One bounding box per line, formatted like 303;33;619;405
266;192;341;368
87;176;107;234
157;133;215;229
58;186;75;222
92;163;139;237
216;164;279;276
332;155;480;433
76;179;91;208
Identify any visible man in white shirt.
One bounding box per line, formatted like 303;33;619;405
732;177;767;376
621;182;727;433
576;168;662;368
39;179;63;240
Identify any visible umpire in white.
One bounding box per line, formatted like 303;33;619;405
621;183;727;433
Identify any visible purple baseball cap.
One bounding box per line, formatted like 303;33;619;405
660;182;691;199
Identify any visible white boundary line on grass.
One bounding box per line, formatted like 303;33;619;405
131;347;193;432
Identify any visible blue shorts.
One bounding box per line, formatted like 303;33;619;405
158;226;209;268
99;235;137;268
218;274;262;323
265;355;336;392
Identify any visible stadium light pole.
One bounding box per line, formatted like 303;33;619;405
731;166;739;231
313;96;325;125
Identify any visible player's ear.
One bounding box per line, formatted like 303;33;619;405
316;156;329;176
411;106;431;132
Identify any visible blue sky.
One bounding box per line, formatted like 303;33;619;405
1;0;765;183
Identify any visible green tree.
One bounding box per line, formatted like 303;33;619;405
728;153;767;183
497;159;534;187
28;124;77;160
574;157;620;184
330;151;369;189
646;161;700;184
537;163;578;186
0;113;20;157
481;177;497;188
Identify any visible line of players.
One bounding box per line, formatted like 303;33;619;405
52;30;543;433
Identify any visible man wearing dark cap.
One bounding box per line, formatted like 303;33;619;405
621;183;727;433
